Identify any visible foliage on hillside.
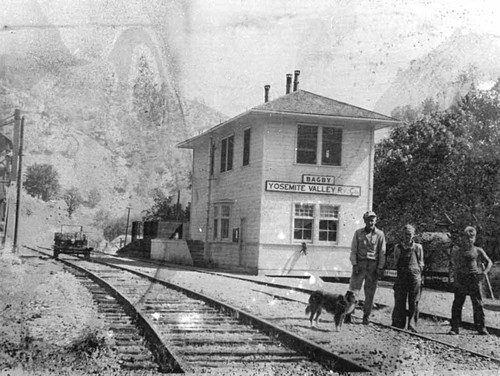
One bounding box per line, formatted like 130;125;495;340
0;50;227;244
374;85;500;260
24;163;60;201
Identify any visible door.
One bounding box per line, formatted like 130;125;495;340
239;218;246;266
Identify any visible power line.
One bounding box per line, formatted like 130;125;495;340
0;114;14;123
1;22;154;32
0;119;14;128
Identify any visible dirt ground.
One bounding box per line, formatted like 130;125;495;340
0;247;124;376
2;247;500;376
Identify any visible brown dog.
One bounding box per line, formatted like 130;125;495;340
305;290;356;331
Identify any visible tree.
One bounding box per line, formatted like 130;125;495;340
390;97;441;123
132;54;166;128
24;163;60;201
63;187;83;218
142;189;190;222
375;87;500;260
103;216;128;242
85;188;101;209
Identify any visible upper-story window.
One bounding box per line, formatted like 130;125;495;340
296;125;342;166
243;128;251;166
220;135;234;172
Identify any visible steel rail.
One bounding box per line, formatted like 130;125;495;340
23;246;184;373
251;286;500;366
86;250;500;337
31;246;374;373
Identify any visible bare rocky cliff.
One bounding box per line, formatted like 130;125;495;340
375;31;500;115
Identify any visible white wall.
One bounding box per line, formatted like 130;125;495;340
257;115;375;275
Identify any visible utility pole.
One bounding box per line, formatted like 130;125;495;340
176;190;180;221
13;112;24;253
124;207;131;247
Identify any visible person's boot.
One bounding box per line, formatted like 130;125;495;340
362;315;369;325
448;327;459;335
344;314;352;324
407;324;417;333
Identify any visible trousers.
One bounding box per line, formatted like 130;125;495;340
451;273;485;331
349;259;379;317
392;269;421;329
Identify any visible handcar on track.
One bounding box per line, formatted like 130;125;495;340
53;225;93;260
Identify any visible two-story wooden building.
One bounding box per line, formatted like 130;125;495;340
178;81;398;276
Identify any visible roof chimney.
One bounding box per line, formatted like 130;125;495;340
293;70;300;91
286;74;292;94
264;85;270;103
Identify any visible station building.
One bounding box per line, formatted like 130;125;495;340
178;76;398;276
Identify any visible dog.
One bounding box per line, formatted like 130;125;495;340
305;290;356;331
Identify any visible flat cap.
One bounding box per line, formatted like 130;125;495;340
363;211;377;220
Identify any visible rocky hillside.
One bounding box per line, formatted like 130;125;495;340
375;31;500;116
0;56;227;247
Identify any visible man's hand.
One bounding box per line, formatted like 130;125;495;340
377;268;384;279
353;264;360;275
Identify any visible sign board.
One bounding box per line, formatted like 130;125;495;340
265;180;361;197
302;174;335;185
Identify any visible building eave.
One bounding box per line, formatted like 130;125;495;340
177;110;252;149
251;109;400;130
178;101;400;149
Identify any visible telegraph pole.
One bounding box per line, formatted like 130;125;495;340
13;112;24;252
124;207;131;247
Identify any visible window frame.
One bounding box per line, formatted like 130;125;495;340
213;203;231;241
243;128;251;166
292;202;340;244
318;204;339;242
295;124;342;166
220;135;234;173
293;203;314;242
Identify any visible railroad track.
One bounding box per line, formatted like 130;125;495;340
26;246;371;374
83;251;500;374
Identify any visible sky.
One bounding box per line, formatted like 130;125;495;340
179;0;500;117
1;0;500;118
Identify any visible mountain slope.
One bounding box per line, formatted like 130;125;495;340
375;31;500;115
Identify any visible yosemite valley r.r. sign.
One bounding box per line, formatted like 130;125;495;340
265;180;361;197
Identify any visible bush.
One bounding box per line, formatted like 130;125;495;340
24;163;60;201
63;187;83;218
102;217;127;242
84;188;101;209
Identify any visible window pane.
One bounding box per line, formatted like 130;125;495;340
220;138;227;172
319;220;337;242
221;219;230;239
296;125;317;164
221;205;230;217
294;218;313;240
227;136;234;171
243;129;251;166
294;203;314;217
322;128;342;165
213;219;218;239
214;206;219;218
210;140;215;175
320;205;339;219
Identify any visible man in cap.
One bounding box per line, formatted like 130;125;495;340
347;211;386;324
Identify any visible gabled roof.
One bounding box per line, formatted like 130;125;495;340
253;89;396;121
178;89;398;148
